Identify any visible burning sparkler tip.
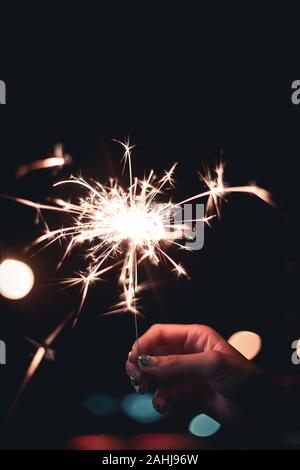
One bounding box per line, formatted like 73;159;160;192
8;138;275;325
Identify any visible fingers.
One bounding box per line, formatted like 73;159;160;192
152;386;181;414
126;360;142;392
128;324;224;364
126;359;149;394
136;351;224;382
152;381;210;415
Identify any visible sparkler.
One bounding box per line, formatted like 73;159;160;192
5;139;274;413
7;139;274;330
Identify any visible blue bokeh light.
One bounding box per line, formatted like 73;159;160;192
188;413;221;437
121;393;162;423
83;393;117;416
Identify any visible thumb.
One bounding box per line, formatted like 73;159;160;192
137;351;224;382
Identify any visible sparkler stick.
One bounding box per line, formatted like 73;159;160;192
114;139;141;350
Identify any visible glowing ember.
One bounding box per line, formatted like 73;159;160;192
15;144;71;179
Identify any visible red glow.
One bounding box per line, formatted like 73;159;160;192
130;433;200;450
68;434;126;450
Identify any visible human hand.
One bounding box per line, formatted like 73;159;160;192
126;324;278;427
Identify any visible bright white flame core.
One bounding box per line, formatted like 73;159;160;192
0;259;34;300
110;207;166;244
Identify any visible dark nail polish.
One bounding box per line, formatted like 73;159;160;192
154;403;161;413
138;355;154;367
129;375;138;386
129;375;140;392
154;400;169;414
129;375;140;389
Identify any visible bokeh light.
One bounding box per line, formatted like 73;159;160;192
188;413;221;437
0;259;35;300
131;433;199;450
228;330;262;360
121;393;162;423
68;434;125;450
82;393;117;416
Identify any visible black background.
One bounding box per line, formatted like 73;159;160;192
0;3;300;449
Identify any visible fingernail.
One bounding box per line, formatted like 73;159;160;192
129;373;141;391
138;355;155;367
129;375;140;393
154;403;161;413
153;399;169;414
129;374;139;386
